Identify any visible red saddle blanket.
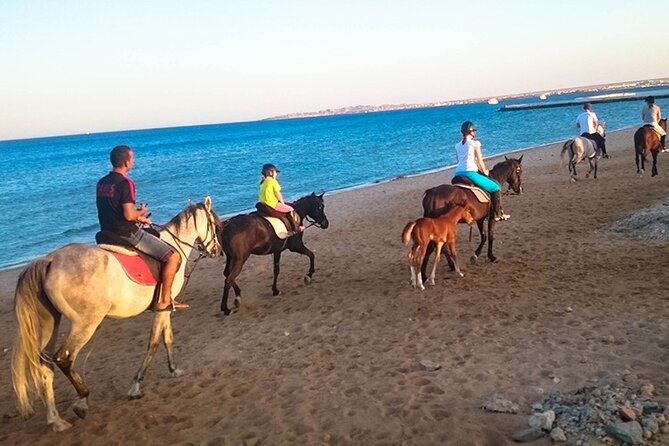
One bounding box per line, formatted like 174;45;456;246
110;251;158;285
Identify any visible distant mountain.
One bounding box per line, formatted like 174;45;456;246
266;77;669;121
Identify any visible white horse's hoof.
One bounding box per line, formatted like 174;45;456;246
172;368;185;378
51;418;73;432
470;255;478;264
419;285;425;291
569;177;576;183
457;272;464;278
127;383;143;399
304;275;312;285
428;279;435;286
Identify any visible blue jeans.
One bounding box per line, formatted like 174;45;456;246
122;229;175;262
454;170;501;193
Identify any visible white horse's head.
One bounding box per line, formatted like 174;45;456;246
194;196;221;257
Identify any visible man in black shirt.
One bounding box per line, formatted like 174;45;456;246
96;145;186;311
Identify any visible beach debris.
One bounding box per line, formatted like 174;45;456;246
565;306;573;312
606;421;643;445
528;410;555;430
511;426;545;442
419;359;441;371
516;380;668;445
481;394;520;414
607;199;669;241
550;427;567;442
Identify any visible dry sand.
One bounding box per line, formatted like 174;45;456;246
0;128;668;445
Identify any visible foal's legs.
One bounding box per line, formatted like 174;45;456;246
128;311;174;399
408;243;418;287
446;236;464;277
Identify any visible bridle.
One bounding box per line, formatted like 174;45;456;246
152;205;220;283
295;198;327;230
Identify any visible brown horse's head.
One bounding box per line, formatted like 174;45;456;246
293;192;329;229
494;155;523;194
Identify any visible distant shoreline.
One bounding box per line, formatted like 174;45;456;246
266;77;669;121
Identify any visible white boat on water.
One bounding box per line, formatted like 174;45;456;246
539;93;548;100
487;97;499;105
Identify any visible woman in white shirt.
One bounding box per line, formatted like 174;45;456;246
453;121;510;221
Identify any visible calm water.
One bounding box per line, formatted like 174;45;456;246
1;88;667;270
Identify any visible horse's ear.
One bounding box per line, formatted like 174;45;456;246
204;196;212;210
518;154;523;163
318;192;324;199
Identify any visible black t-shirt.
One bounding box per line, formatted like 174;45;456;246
96;172;138;236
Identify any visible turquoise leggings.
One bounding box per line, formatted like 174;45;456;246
454;170;501;193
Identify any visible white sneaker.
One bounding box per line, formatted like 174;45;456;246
662;148;669;153
494;213;511;221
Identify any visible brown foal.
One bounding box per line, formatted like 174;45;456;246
402;205;474;290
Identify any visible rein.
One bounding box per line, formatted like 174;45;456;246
150;206;219;288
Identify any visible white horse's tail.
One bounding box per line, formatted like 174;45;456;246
12;258;52;417
560;140;573;168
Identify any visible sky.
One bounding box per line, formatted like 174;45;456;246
1;0;668;141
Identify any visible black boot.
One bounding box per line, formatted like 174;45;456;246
490;191;510;221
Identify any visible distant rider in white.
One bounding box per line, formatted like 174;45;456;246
576;102;608;158
641;96;666;152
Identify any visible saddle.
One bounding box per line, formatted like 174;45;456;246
95;230;161;285
251;211;300;240
451;176;491;203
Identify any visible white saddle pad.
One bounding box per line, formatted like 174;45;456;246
262;217;291;239
453;184;490;203
97;244;139;256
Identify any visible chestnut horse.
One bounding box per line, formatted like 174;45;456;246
634;118;667;177
420;156;523;281
402;205;474;290
218;193;329;315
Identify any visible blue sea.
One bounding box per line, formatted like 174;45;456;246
1;87;668;270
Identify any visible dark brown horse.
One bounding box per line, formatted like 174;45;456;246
218;193;329;315
635;118;667;177
420;156;523;281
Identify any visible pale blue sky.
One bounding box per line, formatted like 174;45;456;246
1;0;667;140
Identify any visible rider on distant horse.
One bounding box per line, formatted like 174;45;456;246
96;145;186;312
256;163;304;233
576;102;608;158
642;96;666;152
453;121;510;222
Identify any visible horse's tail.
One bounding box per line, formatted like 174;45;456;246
560;140;572;167
402;221;417;245
12;258;52;417
634;129;648;161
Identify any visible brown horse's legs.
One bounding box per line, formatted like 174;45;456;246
419;242;435;282
272;251;282;295
288;242;316;285
221;256;247;315
128;311;171;399
651;150;659;176
487;218;497;263
473;219;487;261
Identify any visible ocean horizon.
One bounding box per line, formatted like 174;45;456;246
1;84;667;271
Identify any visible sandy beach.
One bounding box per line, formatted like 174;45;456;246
0;127;668;445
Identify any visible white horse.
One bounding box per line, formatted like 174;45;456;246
561;123;606;181
12;197;220;431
